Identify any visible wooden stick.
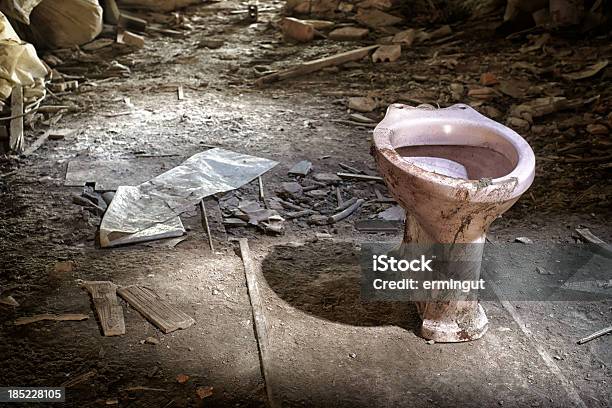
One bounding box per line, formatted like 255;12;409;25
200;200;214;252
9;85;24;153
337;172;384;182
335;187;343;207
258;176;267;208
575;228;612;256
237;239;277;408
338;163;364;174
255;45;379;86
577;326;612;345
14;313;88;326
328;198;364;223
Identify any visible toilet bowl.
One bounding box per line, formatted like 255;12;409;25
373;103;536;342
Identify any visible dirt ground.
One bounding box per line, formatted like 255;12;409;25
0;1;610;407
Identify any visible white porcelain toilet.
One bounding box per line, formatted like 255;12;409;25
373;104;536;342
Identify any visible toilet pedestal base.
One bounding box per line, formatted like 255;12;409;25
419;302;488;342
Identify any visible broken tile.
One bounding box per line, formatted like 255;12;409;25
281;17;315;43
313;172;342;184
355;8;402;28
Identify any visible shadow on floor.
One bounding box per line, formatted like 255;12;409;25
260;240;420;332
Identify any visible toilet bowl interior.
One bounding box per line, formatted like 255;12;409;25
397;145;514;180
389;121;520;180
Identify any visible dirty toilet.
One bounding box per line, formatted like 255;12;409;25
373;104;536;342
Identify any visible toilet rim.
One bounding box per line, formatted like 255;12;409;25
373;104;536;203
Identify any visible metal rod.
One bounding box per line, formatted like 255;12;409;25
577;326;612;345
199;199;214;252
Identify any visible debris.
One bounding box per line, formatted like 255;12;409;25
233;200;284;234
99;149;277;247
586;124;608;135
313;172;342;184
536;266;554;275
577;326;612;345
355;8;402;28
329;26;369;41
303;19;334;30
61;369;97;388
113;0;202;12
372;44;401;63
480;72;499;86
117;30;145;48
101;192;115;205
49;128;77;140
329;198;364;224
563;60;608;81
281;17;315;43
348;96;377;113
176;374;190;384
392;28;416;46
15;313;89;326
337;172;383;182
348;113;375;123
118;13;147;32
23;129;50;156
426;339;435;345
468;87;497;100
54;260;75;274
334;197;357;212
285;209;315;219
145;336;159;345
349;352;356;358
288;160;312;176
117;285;195;333
83;281;126;337
195;385;213;400
198;39;224;49
507;116;530;131
515;236;533;244
177;85;184;100
281;182;303;198
200;200;214;252
575;228;612;256
338;163;363;174
9;85;24;154
0;295;19;306
255;45;379;86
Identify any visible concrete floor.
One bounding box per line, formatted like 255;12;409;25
0;1;610;407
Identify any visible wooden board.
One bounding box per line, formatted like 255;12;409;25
117;285;194;333
255;45;379;86
9;85;24;153
237;238;277;408
83;281;126;336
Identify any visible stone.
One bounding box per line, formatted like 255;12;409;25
372;44;401;63
196;386;213;400
289;160;313;176
313;172;342;184
480;72;499;86
507;117;530;131
329;26;370;41
281;17;315;43
355;8;402;28
281;182;303;198
176;374;190;383
586;123;608;135
392;29;416;46
348;96;377;113
480;105;503;120
349;113;375;123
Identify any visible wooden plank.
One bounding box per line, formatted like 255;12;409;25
255;45;379;86
117;285;195;333
14;313;88;326
23;130;50;156
9;85;24;153
237;238;277;408
83;281;126;336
